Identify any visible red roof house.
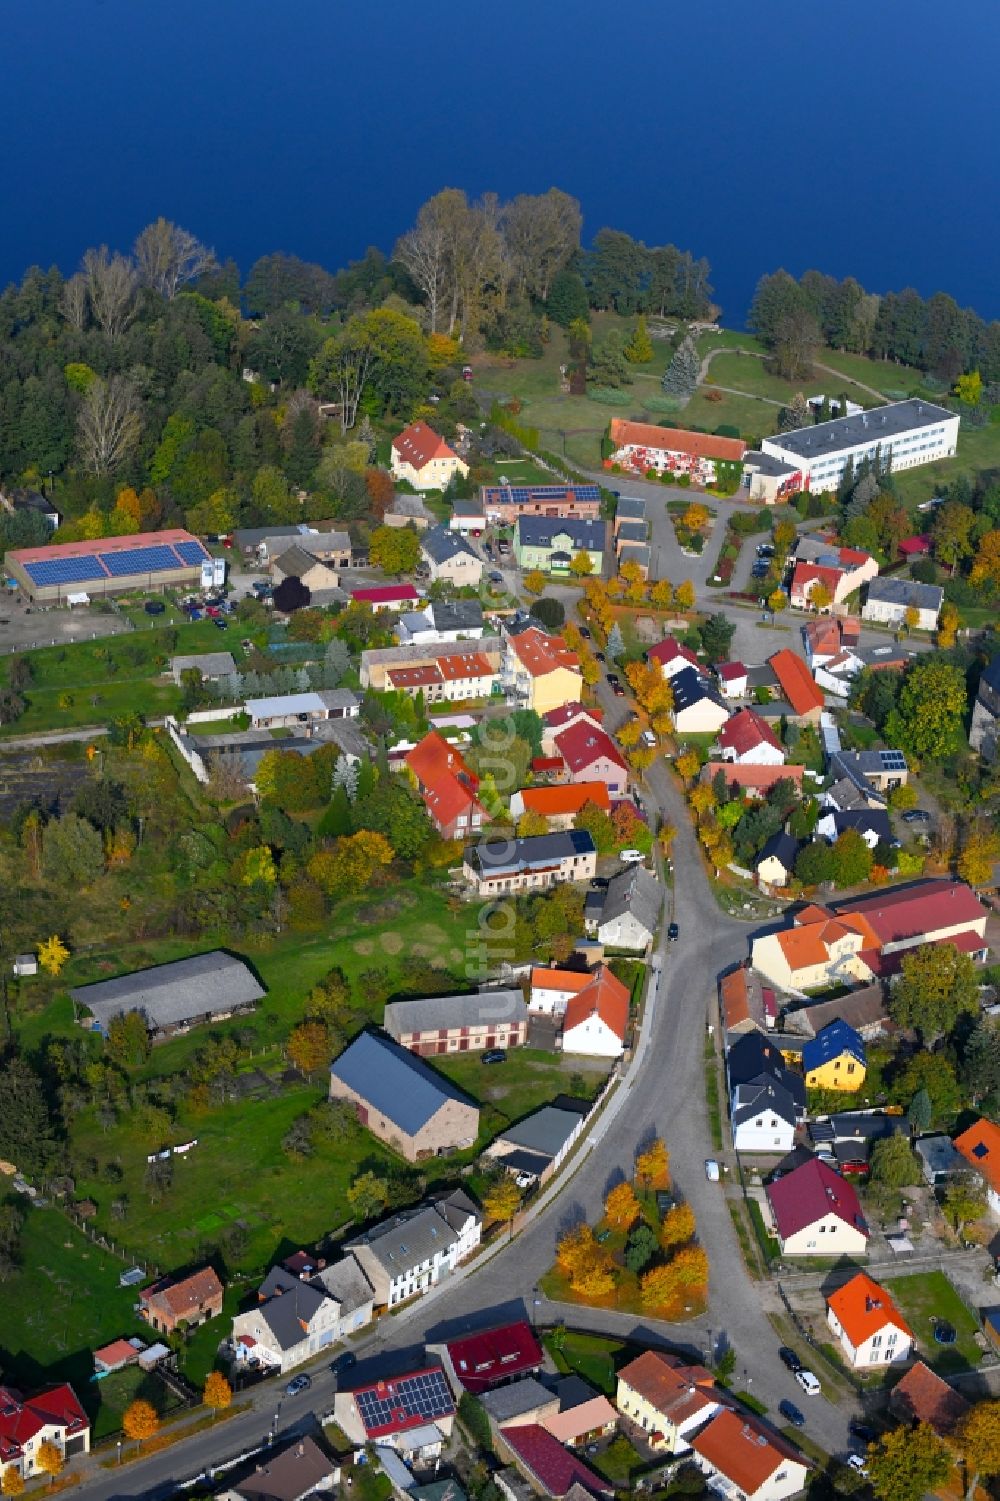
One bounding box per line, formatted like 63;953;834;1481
691;1409;808;1501
336;1366;455;1445
434;1321;543;1395
898;535;933;558
552;721;628;797
769;649;825;721
703;761;805;797
405;730;490;840
350;584;421;611
607;420;746;482
499;1423;613;1498
766;1158;868;1256
889;1360;971;1435
561;966;631;1057
647;637;703;678
837;879;989;956
390;422;467;492
0;1384;90;1478
716;708;785;765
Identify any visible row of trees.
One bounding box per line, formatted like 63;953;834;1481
750;265;1000;383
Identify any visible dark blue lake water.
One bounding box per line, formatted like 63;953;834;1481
5;0;996;325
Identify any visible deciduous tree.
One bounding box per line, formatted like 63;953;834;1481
1;1465;25;1495
134;218;216;299
82;246;137;340
35;1442;63;1487
122;1399;160;1448
868;1423;950;1501
890;941;978;1043
287;1020;332;1077
674;580;695;610
76;376;142;475
885;658;967;762
958;826;1000;887
484;1177;521;1236
37;936;69;976
635;1138;670;1188
660;1202;696;1250
958;1398;1000;1498
569;549;595;577
604;1181;640;1230
971;530;1000;588
203;1371;232;1421
347;1170;390;1221
869;1132;921;1188
370;525;421;575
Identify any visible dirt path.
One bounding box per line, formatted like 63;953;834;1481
813;359;888;405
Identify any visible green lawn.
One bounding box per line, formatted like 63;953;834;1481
542;1329;624;1394
91;1363;187;1441
0;618;242;736
434;1048;611;1139
883;1271;982;1373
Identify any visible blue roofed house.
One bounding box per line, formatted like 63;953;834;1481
328;1030;480;1162
802;1020;866;1093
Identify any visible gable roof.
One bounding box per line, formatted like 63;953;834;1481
827;1272;912;1347
599;865;662;936
544;701;603;730
716;660;748;683
518;782;612;817
866;577;943;611
142;1266;223;1319
348;1194;479;1275
507;627;580;678
890;1360;970;1435
0;1384;89;1463
70;951;264;1030
553;720;628;775
384;989;528;1039
499;1423;612;1498
543;1394;618;1445
329;1030;475;1136
345;1366;455;1438
670;665;728;717
802;1020;866;1074
498;1102;589;1159
232;1435;337;1501
835;879;988;948
392;422;458;471
691;1409;805;1495
647;637;702;672
405;730;487;829
769;649;824;716
563;966;630;1042
258;1278;331;1351
351;584;421;605
515;516;606;551
617;1350;716;1421
703;762;805;794
422;525;477;565
464;829;596;880
608;418;746;463
732;1077;800;1130
532;967;594;995
954;1117;1000;1192
442;1322;543;1394
756;831;799;873
767;1158;867;1241
479;1378;559;1425
717;708;783;757
272;543;330;579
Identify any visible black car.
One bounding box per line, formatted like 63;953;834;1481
579;626;591;639
778;1346;803;1373
667;922;679;942
901;808;932;824
595;651;606;663
612;683;626;697
779;1399;805;1428
757;544;775;558
752;562;770;578
849;1420;877;1444
214;619;229;630
606;672;620;686
285;1373;311;1397
144;600;166;615
481;1048;507;1065
331;1351;357;1377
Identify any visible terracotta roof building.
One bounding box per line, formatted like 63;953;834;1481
405;730;490;840
703;761;805;798
0;1384;90;1480
391;422;468;492
552;720;628;797
889;1360;970;1435
614;1351;719;1454
826;1272;914;1368
139;1266;224;1335
608;420;746;486
503;627;583;715
954;1117;1000;1214
691;1409;808;1501
717;708;785;765
561;966;630;1058
510;782;611;831
768;649;825;721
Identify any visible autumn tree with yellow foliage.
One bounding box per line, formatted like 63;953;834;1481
604;1181;640;1230
38;935;69;976
635;1137;670;1189
203;1371;233;1421
660;1202;696;1250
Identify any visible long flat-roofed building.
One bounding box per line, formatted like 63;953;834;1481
760;399;959;495
6;528;211;602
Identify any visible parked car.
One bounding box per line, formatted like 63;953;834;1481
795;1369;822;1396
752;562;770;578
489;571;504;583
901;809;932;824
779;1399;805;1428
330;1351;357;1378
620;849;645;865
846;1456;869;1476
481;1048;507;1065
285;1374;312;1397
144;600;165;615
704;1159;720;1182
667;922;679;942
579;626;591;639
514;1171;536;1189
612;683;626;697
849;1421;877;1445
640;729;657;748
214;619;229;631
595;651;606;663
778;1347;803;1373
757;544;775;558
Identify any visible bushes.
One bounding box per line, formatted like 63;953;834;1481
585;387;632;405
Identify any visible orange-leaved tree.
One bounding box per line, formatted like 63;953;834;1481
1;1465;25;1495
674;580;695;610
674;748;700;783
639;1263;680;1311
604;1181;640;1230
635;1137;670;1189
203;1371;232;1422
287;1019;332;1077
660;1202;696;1250
557;1224;596;1279
35;1444;63;1489
123;1398;160;1449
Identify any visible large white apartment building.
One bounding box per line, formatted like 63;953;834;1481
759;399;959;495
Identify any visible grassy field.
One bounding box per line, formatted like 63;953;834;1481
0;618;242;736
542;1329;624;1394
434;1048;611;1138
883;1271;982;1373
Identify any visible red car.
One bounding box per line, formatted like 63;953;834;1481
205;605;221;618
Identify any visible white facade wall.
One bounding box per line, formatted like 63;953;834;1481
597;913;653;951
779;1211;867;1257
826;1307;912;1368
561;1015;624;1058
861;598;941;631
763;409;959;494
725;740;786;768
674;700;731;735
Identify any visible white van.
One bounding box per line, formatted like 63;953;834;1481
619;849;645;865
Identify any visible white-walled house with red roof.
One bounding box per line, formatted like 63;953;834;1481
560;967;630;1058
716;708;786;766
646;637;703;680
0;1384;90;1479
390;422;468;492
826;1273;914;1368
715;660;748;699
765;1157;868;1257
606;419;746;485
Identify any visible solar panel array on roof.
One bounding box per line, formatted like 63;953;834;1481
355;1369;454;1433
483;484;600;503
100;544;185;576
23;556;108;585
174;539;210;564
881;751;907;770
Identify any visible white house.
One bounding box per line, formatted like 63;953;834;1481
670;666;730;735
691;1409;809;1501
862;577;943;631
420;524;484;586
731;1079;799;1154
761;399;959;495
530;967;593;1015
230;1258;374;1375
826;1273;914;1369
766;1158;868;1258
716;708;785;766
346;1192;482;1309
715;661;748;699
560;967;629;1058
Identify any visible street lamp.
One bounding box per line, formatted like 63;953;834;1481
116;1440;122;1466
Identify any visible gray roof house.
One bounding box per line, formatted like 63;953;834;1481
486;1099;590;1184
71;952;264;1038
592;866;662;951
479;1378;560;1434
615;497;646;524
219;1435;339;1501
383;989;529;1049
420;525;484;584
862;576;944;625
328;1030;480;1162
346;1190;482;1308
311;1256;375;1330
170;651;237;684
915;1134;966;1186
970;654;1000;763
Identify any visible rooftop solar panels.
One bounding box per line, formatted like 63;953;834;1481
880;751;907;770
99;544;184;577
483;484;600;503
355;1368;454;1435
174;540;209;565
23;556;108;586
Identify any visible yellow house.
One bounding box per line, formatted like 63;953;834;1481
802;1019;866;1092
390;421;469;492
615;1351;720;1454
750;904;879;993
502;626;583;715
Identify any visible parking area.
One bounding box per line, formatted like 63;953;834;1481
0;596;134;654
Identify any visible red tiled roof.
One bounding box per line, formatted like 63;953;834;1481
392;421;458;472
509;627;580;678
500;1423;612;1498
437;651;494;682
93;1338;139;1368
351;585;420;605
719;968;750;1030
703;762;805;794
955;1118;1000;1194
387;664;444;689
544;702;603;729
717;708;783;757
862;927;987;978
532;967;594;995
716;660;747;682
553;721;627;776
837;879;988;948
647;637;702;671
405;730;488;831
618;1351;715;1415
563;966;630;1043
609;418;746;463
898;535;933;556
444;1321;543;1393
518;782;611;816
691;1409;805;1495
791;561;842;601
769;649;824;716
142;1266;223;1320
805;617;843;655
0;1384;89;1463
767;1159;867;1242
827;1272;913;1346
890;1360;970;1434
